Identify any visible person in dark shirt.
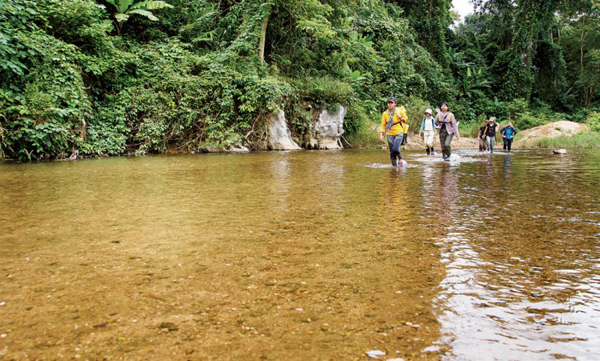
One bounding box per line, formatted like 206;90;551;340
479;119;489;151
486;117;498;153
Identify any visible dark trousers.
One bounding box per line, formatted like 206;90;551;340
479;137;487;151
387;134;404;166
439;129;453;159
503;137;508;150
506;138;513;152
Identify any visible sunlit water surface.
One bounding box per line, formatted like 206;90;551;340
1;149;599;360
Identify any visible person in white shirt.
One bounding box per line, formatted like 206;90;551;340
419;108;437;155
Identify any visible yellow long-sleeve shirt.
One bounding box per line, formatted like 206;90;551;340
381;106;409;135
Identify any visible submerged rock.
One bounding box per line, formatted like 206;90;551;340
366;350;386;359
267;110;301;150
306;106;346;150
158;322;178;332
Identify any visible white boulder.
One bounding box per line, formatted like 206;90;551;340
267;110;301;150
306;106;346;150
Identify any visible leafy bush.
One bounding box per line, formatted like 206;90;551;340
513;111;546;130
404;96;432;134
586;112;600;132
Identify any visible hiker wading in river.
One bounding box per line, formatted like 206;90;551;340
380;97;409;167
435;102;459;160
485;117;498;153
419;108;437;155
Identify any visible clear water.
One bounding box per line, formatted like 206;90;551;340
1;149;599;360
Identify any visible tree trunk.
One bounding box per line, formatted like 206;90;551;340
580;17;585;72
259;15;269;61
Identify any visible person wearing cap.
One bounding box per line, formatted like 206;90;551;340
419;108;437;155
500;122;518;152
434;102;459;160
380;97;409;167
485;117;499;153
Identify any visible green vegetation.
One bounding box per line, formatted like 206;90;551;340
0;0;599;161
531;132;600;149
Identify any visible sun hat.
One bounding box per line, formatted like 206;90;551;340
489;117;496;122
424;108;433;115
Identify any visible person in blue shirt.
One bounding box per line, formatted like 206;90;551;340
500;124;508;151
500;122;518;152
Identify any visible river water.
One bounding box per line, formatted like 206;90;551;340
1;149;599;360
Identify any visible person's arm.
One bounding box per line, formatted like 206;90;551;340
501;126;506;138
419;118;425;134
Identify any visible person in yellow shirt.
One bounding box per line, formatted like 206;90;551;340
380;97;409;167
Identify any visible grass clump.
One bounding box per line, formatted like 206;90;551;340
345;123;380;149
530;132;600;149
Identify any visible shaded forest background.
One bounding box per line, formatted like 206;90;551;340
1;0;599;161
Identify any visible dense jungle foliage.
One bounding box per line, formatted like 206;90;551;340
0;0;599;160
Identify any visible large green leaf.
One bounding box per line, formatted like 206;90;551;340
106;0;135;13
126;9;159;21
130;1;174;10
115;13;130;23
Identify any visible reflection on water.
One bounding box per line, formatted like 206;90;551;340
0;149;599;360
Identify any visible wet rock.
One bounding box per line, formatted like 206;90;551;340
229;145;250;153
111;240;120;244
306;106;346;150
553;149;567;154
158;322;178;332
199;145;227;153
267;110;301;150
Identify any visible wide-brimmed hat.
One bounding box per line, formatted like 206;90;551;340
424;108;433;115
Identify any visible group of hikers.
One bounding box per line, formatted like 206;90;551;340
380;97;518;166
477;117;518;153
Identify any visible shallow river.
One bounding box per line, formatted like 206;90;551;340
1;149;599;360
